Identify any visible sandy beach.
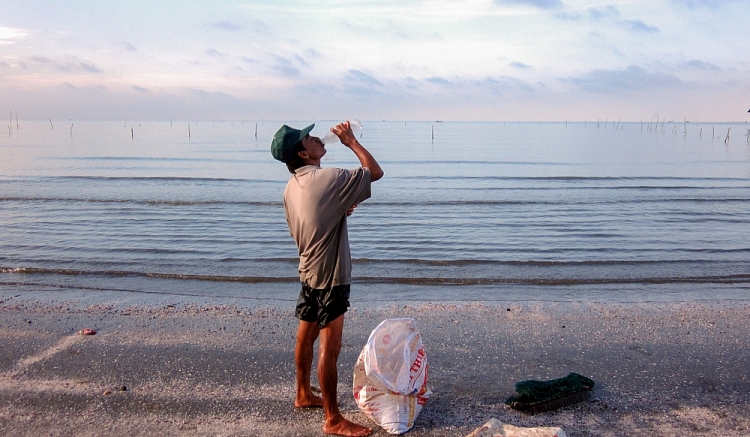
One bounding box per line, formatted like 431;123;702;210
1;296;749;436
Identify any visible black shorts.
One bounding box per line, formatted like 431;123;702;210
295;283;351;328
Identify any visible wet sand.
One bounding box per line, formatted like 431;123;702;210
1;296;749;436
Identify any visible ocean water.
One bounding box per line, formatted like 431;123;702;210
1;120;749;304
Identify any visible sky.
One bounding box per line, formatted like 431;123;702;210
1;0;748;121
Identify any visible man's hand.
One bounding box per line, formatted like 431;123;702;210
331;121;357;147
346;204;358;217
330;120;384;182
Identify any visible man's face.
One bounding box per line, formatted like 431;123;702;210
300;134;326;161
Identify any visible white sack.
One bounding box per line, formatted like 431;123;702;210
353;318;432;435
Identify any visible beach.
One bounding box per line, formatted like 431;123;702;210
1;296;748;436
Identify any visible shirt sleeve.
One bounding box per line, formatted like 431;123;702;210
336;167;372;209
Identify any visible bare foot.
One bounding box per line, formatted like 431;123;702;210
323;416;372;436
294;393;324;408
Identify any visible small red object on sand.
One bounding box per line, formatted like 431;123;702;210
78;328;96;335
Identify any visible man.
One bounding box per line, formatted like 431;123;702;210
271;121;384;437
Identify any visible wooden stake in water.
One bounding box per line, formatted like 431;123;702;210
49;118;54;129
724;127;731;143
15;112;19;129
188;124;191;139
131;127;134;138
431;125;434;141
70;123;73;138
254;123;257;139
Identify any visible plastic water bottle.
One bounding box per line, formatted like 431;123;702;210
322;119;362;144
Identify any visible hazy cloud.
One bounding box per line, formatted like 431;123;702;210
120;42;137;52
80;62;102;73
425;76;452;85
554;11;581;20
347;70;382;86
31;55;53;63
495;0;563;10
0;25;28;44
671;0;740;8
133;85;149;93
684;60;721;70
208;21;243;31
241;56;258;64
272;56;300;76
205;48;225;57
588;6;658;33
569;65;683;93
622;19;659;33
589;5;619;19
510;62;532;69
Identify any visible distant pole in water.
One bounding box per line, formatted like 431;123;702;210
70;123;73;138
49;118;54;129
713;126;715;138
242;117;244;126
15;112;19;129
170;119;173;127
431;125;434;141
254;123;257;139
724;127;731;143
188;124;191;139
131;127;134;138
700;128;702;137
684;118;687;136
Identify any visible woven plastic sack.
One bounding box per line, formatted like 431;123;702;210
353;318;432;434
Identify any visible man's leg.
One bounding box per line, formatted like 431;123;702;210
318;314;372;437
295;320;323;408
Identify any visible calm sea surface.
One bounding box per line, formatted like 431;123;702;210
2;120;749;304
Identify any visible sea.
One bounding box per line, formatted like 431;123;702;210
2;120;749;305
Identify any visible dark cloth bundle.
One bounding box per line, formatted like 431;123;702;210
505;372;595;414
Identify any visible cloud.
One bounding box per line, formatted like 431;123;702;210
587;6;658;33
671;0;741;8
31;55;53;64
241;56;258;64
495;0;564;9
205;48;225;57
119;42;137;52
79;62;102;73
425;76;453;85
208;21;243;31
272;56;300;76
0;25;28;44
347;70;382;86
133;86;149;93
589;5;619;19
510;62;532;69
621;19;659;33
27;56;103;73
569;65;683;93
684;60;721;70
554;11;581;20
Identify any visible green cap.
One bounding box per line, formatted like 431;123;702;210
271;123;315;162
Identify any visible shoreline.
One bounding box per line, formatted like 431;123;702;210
1;297;749;436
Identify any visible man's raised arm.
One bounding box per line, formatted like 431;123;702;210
331;121;384;182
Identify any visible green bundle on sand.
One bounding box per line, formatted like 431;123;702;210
505;372;595;414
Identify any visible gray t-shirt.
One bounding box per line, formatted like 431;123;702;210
283;165;372;290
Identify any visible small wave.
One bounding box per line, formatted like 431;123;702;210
0;197;282;206
2;266;749;286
